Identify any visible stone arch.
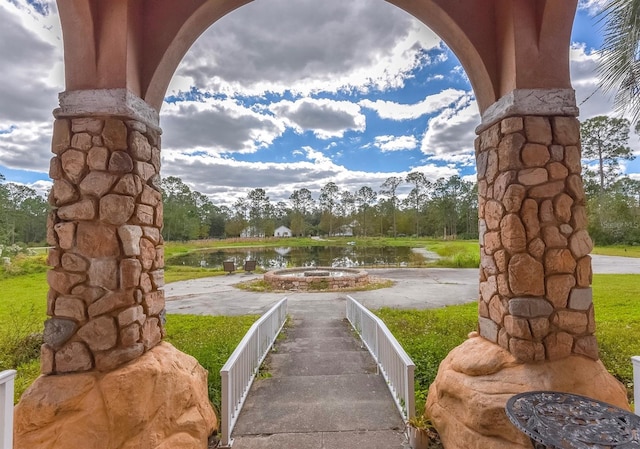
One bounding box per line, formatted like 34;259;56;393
15;2;630;449
50;0;594;369
57;0;577;114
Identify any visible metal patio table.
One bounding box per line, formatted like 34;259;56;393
505;391;640;449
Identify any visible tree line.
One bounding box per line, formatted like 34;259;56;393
0;174;48;249
162;174;479;241
160;116;639;244
580;115;640;244
1;115;639;247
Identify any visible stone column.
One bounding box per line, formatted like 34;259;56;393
42;89;165;374
475;89;596;362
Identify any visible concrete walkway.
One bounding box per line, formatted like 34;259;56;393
162;256;640;448
229;297;407;449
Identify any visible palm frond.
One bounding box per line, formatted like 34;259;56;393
598;0;640;123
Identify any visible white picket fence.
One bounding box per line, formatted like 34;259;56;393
346;295;415;420
219;297;288;448
0;370;16;449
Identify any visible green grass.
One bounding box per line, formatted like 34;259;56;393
379;273;640;409
592;274;640;393
377;303;477;412
0;265;256;406
2;249;640;412
426;240;480;268
592;246;640;258
234;277;394;292
164;314;258;412
164;266;226;283
0;271;49;400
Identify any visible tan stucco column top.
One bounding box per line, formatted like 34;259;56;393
55;88;161;132
477;88;579;134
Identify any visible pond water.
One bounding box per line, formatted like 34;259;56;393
167;246;430;269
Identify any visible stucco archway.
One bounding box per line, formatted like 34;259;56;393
14;1;629;449
56;0;576;115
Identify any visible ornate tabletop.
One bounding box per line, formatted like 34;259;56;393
505;391;640;449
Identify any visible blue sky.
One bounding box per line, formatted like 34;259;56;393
0;0;637;206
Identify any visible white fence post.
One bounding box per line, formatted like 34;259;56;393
219;298;288;448
345;296;415;420
0;370;16;449
632;356;640;415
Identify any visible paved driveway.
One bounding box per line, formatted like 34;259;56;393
164;255;640;316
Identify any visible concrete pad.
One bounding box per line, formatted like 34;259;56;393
233;298;404;434
165;262;640;318
269;351;376;377
231;430;407;449
231;432;323;449
276;336;361;353
232;374;404;434
591;254;640;274
322;429;408;449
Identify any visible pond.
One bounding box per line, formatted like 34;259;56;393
167;246;433;269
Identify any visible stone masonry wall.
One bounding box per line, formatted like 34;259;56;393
476;115;597;362
43;117;165;374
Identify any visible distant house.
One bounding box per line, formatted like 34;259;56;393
274;225;292;237
240;227;265;238
334;224;354;237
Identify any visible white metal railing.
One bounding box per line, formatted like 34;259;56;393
219;297;287;448
346;295;415;420
1;370;16;449
632;356;640;415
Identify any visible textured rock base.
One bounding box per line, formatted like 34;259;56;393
426;336;629;449
14;342;216;449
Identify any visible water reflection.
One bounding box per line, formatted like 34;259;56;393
167;246;422;269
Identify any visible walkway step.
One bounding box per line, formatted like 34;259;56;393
269;351;376;376
231;430;406;449
230;299;406;448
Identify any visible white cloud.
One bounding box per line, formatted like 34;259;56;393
161;145;421;204
0;1;61;123
427;153;476;167
29;179;52;197
269;98;365;138
420;93;479;156
167;0;442;97
0;120;53;172
578;0;608;15
360;88;465;120
161;97;286;154
5;0;638;209
0;1;62;174
300;146;336;166
373;135;418;152
570;43;620;121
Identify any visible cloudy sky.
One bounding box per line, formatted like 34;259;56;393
0;0;638;205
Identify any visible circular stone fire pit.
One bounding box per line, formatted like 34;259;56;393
264;267;369;291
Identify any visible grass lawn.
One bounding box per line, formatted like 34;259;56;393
591;246;640;258
164;314;258;412
0;267;257;406
592;274;640;388
379;273;640;409
1;243;639;410
376;303;477;412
